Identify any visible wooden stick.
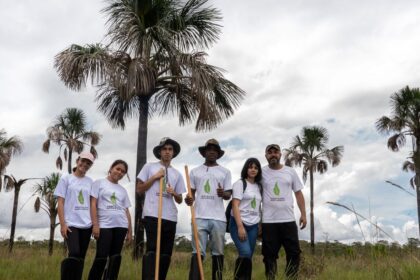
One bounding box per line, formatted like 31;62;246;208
155;177;164;280
185;165;205;280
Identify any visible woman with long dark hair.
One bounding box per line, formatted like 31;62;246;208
229;157;262;280
88;159;132;280
54;152;95;280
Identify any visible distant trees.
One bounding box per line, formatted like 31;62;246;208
42;108;101;174
34;173;61;255
376;86;420;238
285;126;343;253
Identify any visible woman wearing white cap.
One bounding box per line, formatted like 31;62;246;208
54;151;95;280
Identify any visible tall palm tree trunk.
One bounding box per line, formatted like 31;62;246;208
67;147;73;174
133;96;150;259
415;142;420;238
49;213;57;256
310;169;315;254
416;180;420;239
9;187;21;253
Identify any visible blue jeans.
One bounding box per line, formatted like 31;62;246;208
229;217;258;258
191;218;226;258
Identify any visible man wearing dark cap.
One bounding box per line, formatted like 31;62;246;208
185;139;232;280
136;137;186;280
262;144;307;280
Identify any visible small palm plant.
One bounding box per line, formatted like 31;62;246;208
34;173;61;255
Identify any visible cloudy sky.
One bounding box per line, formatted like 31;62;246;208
1;0;419;244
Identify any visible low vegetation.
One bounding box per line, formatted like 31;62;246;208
0;238;418;279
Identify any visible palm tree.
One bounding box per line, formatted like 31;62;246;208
54;0;245;257
1;175;40;253
42;108;101;174
34;173;61;256
376;86;420;238
284;126;343;254
0;129;23;180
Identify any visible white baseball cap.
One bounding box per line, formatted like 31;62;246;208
79;151;95;163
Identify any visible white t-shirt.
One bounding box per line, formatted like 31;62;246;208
190;164;232;222
54;174;93;228
262;165;303;223
138;162;186;222
90;178;131;228
231;179;262;226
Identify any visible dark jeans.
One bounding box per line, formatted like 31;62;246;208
95;227;128;258
262;222;301;277
66;227;92;259
143;216;177;256
229;217;258;258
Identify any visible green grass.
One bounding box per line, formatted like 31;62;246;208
0;240;419;279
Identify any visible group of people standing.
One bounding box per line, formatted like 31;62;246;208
55;137;307;280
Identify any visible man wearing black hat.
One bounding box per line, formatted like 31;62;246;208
185;138;232;280
136;137;186;280
262;144;307;280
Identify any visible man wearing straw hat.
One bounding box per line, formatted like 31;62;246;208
136;137;186;280
185;138;232;280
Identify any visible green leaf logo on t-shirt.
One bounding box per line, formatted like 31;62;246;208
204;179;211;193
163;176;167;192
78;190;84;205
273;182;280;196
110;192;117;205
251;196;257;209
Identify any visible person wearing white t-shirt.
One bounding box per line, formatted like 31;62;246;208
185;138;232;280
136;137;186;280
54;152;95;280
229;158;262;280
262;144;307;280
87;159;132;280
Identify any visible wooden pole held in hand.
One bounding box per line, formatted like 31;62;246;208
185;165;205;280
155;177;164;280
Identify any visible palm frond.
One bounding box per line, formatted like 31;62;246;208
317;160;328;174
375;116;394;134
90;146;98;159
402;160;415;172
34;197;41;213
95;84;142;129
56;156;63;170
63;147;68;161
54;44;112;91
387;133;406;151
171;0;222;50
83;132;102;146
385;180;415;197
42;139;50;153
326;145;344;167
4;175;15;192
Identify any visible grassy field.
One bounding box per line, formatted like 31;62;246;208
0;239;419;279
